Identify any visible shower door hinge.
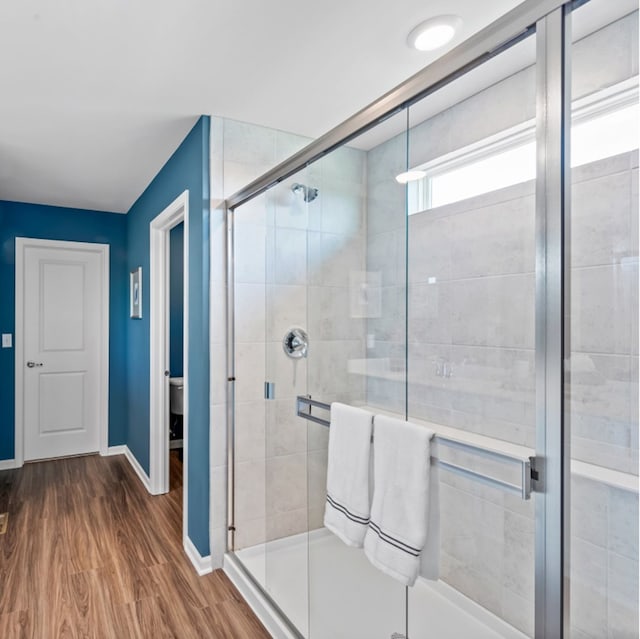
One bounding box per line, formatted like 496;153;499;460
264;382;275;400
227;525;236;532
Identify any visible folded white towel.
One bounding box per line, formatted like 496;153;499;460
364;415;438;586
324;403;374;548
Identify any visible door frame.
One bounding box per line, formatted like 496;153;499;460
149;191;189;546
14;237;110;467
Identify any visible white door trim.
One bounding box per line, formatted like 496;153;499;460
149;191;189;554
14;237;110;467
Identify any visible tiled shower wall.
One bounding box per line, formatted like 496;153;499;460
305;147;369;530
209;118;312;563
213;117;368;550
364;13;638;637
372;149;639;471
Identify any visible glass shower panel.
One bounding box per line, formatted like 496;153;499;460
406;34;537;637
305;110;409;639
263;167;312;635
569;1;639;636
232;188;270;590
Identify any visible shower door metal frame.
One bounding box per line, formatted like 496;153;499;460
224;0;581;635
535;6;571;637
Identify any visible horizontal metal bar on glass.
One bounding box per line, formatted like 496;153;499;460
225;0;578;212
296;396;534;500
436;460;526;498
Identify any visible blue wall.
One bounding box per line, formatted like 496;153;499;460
126;116;210;555
169;222;184;377
0;201;128;460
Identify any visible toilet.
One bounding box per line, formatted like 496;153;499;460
169;377;184;415
169;377;184;450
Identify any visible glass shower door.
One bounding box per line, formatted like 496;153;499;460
234;166;315;635
229;3;639;637
305;112;410;639
263;168;312;635
403;34;538;638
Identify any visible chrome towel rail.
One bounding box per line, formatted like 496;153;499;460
296;396;537;500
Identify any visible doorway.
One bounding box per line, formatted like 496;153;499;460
149;191;189;544
14;238;109;464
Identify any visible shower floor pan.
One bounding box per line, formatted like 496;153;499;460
235;528;527;639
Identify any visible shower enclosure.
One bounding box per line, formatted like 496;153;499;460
224;0;638;636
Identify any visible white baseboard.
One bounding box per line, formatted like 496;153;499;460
103;445;127;456
100;445;151;494
124;446;152;493
0;458;20;471
103;446;210;579
184;535;213;576
223;553;299;639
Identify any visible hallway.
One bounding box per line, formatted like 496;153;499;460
0;453;269;638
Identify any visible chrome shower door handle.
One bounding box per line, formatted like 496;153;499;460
26;361;43;368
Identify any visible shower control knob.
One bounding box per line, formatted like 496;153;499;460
282;327;308;359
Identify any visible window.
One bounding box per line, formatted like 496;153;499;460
407;77;639;214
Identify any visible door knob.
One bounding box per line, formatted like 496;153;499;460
26;361;43;368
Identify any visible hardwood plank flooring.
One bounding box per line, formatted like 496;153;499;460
0;451;270;638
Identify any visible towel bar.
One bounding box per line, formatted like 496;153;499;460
295;395;536;500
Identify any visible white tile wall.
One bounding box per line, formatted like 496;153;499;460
217;118;368;552
209;117;227;569
235;458;266;523
235;401;266;462
571;264;636;356
571;537;609;638
209;117;312;565
266;284;306;341
570;478;640;636
608;550;640;637
449;196;535;279
266;399;307;458
572;168;634;268
572;14;638;100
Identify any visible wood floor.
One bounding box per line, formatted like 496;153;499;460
0;451;270;638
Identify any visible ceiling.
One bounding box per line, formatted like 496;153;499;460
0;0;526;213
355;0;638;151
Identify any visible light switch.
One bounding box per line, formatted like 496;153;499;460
2;334;12;348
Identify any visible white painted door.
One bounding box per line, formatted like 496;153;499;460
22;242;105;461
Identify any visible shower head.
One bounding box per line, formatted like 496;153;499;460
291;182;319;203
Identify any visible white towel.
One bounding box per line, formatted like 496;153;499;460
364;415;439;586
324;403;374;547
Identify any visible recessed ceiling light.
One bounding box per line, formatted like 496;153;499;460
407;15;462;52
395;170;426;184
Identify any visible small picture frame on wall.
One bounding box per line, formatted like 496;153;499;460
130;267;142;319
